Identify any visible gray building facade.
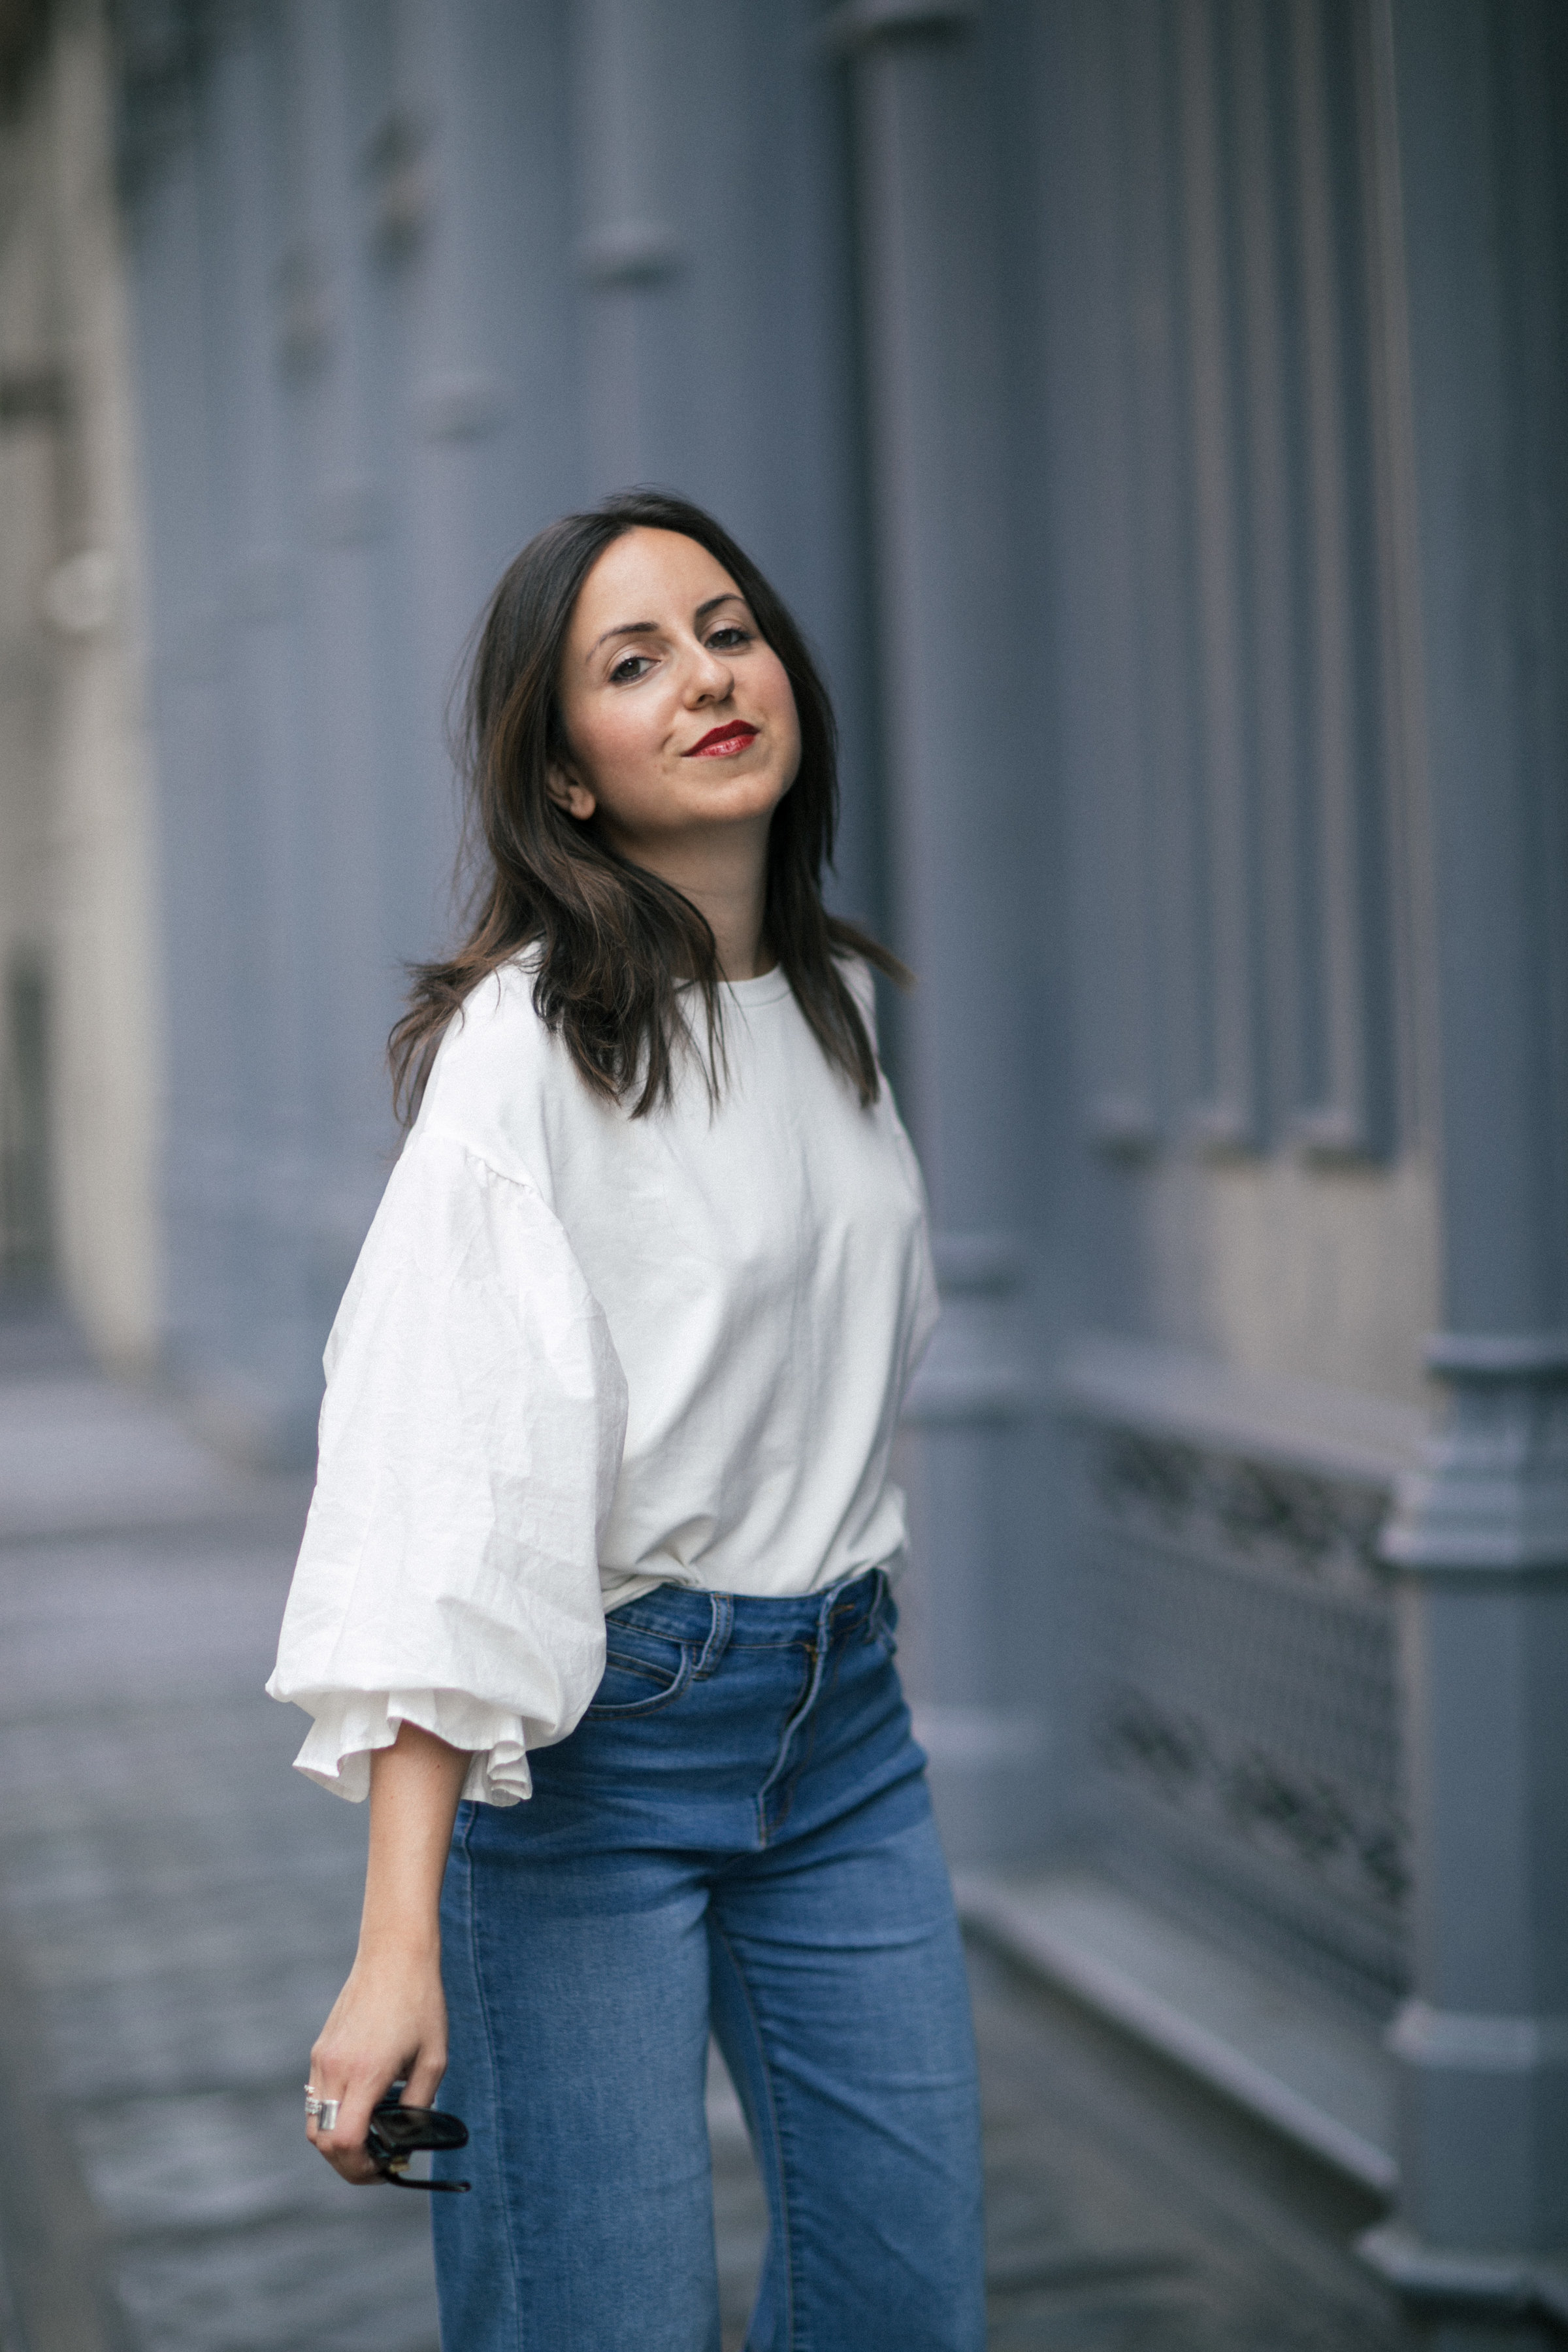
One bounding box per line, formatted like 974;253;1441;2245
5;0;1564;2338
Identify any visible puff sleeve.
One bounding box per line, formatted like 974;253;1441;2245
265;1127;629;1805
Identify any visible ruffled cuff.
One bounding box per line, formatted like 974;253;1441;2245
282;1688;534;1806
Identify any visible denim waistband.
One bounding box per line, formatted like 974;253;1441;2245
605;1563;891;1650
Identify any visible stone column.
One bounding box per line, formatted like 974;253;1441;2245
828;0;1054;1859
118;15;237;1409
570;0;683;493
202;6;321;1458
1360;3;1568;2340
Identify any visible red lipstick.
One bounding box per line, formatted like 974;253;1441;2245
684;721;759;757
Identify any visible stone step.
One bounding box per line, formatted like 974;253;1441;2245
955;1866;1397;2196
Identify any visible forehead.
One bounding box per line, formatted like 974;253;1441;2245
571;528;742;635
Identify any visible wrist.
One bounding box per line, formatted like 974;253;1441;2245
353;1917;443;1973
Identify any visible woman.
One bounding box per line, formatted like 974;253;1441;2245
269;489;986;2351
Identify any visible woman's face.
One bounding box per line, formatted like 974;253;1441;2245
551;528;801;860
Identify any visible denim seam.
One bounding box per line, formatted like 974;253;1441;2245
692;1591;734;1678
604;1629;794;1652
600;1652;679;1686
755;1634;831;1846
585;1637;700;1719
453;1808;525;2345
712;1917;798;2352
725;1637;826;1652
779;1639;848;1825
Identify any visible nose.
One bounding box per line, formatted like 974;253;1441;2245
686;636;734;704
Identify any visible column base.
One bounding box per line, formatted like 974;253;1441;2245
1359;2221;1568;2346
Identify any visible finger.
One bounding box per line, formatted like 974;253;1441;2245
318;2080;380;2163
323;2142;383;2187
403;2047;447;2108
318;2132;381;2185
305;2046;333;2144
304;2068;348;2147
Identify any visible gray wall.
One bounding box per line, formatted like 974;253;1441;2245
119;0;883;1455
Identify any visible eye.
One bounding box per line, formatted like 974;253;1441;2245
706;624;752;651
608;651;653;685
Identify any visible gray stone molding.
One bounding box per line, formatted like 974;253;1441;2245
1055;1330;1428;1488
1057;1331;1413;1992
576;220;683;289
1087;1430;1391;1602
818;0;979;56
1382;1340;1568;1578
1057;1332;1420;1605
1389;2001;1568;2074
1359;2219;1568;2334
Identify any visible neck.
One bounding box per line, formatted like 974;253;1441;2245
608;815;774;981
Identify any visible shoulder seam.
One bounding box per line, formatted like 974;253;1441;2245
403;1120;547;1205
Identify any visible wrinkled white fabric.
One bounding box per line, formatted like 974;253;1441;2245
267;1132;627;1803
268;957;938;1804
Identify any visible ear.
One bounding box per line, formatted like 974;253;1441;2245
546;762;596;823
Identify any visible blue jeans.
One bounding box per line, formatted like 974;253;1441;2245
432;1569;986;2351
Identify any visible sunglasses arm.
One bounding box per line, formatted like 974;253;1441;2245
373;2152;471;2193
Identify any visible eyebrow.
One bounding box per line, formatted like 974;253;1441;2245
588;591;745;658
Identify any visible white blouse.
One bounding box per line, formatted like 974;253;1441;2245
267;956;938;1805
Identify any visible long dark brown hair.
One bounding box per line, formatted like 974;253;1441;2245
390;489;907;1122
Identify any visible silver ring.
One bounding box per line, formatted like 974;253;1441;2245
304;2089;340;2131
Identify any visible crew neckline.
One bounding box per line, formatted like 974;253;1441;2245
721;967;792;1006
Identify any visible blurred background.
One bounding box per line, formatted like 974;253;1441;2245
0;2;1563;2347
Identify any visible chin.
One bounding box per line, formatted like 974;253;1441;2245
695;772;790;821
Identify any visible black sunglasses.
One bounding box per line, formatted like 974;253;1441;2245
367;2094;471;2193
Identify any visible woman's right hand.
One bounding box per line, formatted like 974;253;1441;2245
307;1940;449;2185
305;1720;473;2184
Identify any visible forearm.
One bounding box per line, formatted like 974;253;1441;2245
360;1720;471;1959
309;1720;471;2182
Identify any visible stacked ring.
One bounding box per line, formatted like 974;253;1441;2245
304;2085;341;2131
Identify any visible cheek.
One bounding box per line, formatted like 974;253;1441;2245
760;665;802;773
571;702;661;800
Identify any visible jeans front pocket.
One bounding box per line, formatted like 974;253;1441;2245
586;1620;695;1718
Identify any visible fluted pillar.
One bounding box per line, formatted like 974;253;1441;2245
570;0;684;493
201;7;320;1456
829;0;1054;1859
1360;4;1568;2338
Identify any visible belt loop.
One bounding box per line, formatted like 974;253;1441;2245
693;1591;732;1678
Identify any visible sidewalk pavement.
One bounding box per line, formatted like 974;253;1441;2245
0;1318;1421;2351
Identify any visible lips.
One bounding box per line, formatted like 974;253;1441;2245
683;721;759;757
